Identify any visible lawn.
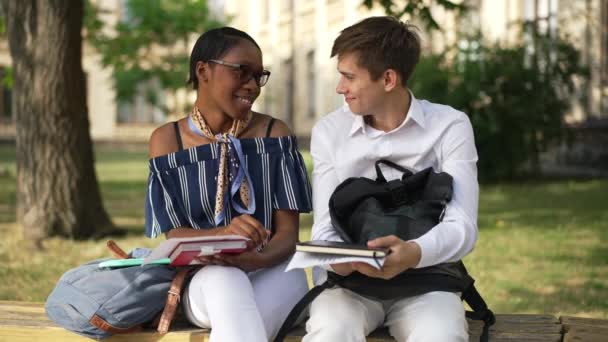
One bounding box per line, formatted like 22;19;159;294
0;143;606;318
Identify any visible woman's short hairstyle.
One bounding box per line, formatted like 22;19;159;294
187;27;261;89
331;16;421;86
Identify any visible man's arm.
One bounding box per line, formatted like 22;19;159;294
310;122;344;243
412;114;479;268
310;121;358;276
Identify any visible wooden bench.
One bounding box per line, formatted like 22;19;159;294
1;301;606;341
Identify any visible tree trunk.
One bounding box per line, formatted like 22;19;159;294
1;0;114;240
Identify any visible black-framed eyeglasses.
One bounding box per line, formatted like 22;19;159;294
208;59;271;87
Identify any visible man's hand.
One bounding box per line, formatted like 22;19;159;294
351;235;421;280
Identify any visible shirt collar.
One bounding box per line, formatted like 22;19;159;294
348;90;426;137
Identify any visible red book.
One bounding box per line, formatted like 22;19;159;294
169;240;249;266
142;235;250;266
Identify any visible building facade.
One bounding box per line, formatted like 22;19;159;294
0;0;606;141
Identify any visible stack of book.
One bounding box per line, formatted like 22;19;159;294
169;238;249;266
143;235;250;266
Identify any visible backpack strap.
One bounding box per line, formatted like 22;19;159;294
273;279;336;342
463;284;495;342
157;267;196;334
106;240;129;259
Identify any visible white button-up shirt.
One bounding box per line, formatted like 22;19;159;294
310;92;479;269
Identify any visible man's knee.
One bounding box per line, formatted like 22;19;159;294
304;324;367;342
305;313;366;342
304;289;370;341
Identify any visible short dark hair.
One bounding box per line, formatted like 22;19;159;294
331;16;421;86
187;27;261;89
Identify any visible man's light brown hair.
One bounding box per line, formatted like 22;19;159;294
331;16;421;86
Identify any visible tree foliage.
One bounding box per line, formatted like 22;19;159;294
370;2;589;181
0;11;12;88
410;27;588;181
85;0;222;112
362;0;467;31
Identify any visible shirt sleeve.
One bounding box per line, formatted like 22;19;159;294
310;122;345;243
144;170;188;238
412;115;479;268
271;144;313;213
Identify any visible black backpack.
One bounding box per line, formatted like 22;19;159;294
274;160;494;342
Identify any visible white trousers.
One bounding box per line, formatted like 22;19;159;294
182;260;309;342
304;287;468;342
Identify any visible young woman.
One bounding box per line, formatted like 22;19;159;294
145;27;312;341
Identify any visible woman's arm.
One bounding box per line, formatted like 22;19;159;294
167;215;268;248
166;227;225;238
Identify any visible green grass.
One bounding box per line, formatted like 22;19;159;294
0;144;606;318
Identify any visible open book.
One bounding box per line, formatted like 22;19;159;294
286;240;389;271
143;235;250;266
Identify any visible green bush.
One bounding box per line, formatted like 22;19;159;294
410;30;588;181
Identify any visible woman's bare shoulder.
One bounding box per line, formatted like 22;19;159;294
148;121;181;159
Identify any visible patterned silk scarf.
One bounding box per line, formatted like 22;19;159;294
188;106;256;225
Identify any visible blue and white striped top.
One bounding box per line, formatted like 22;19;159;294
145;135;312;238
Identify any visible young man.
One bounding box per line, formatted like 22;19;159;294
304;16;478;341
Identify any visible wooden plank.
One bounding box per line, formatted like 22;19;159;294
468;314;562;335
563;324;608;336
561;315;608;330
0;301;47;310
0;301;46;314
561;315;608;342
468;320;561;333
493;314;560;324
563;330;608;342
484;338;561;342
484;332;561;342
9;301;608;342
0;310;49;321
0;318;59;328
0;325;211;342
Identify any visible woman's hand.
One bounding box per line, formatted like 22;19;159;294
194;209;298;272
351;235;421;280
221;214;268;249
